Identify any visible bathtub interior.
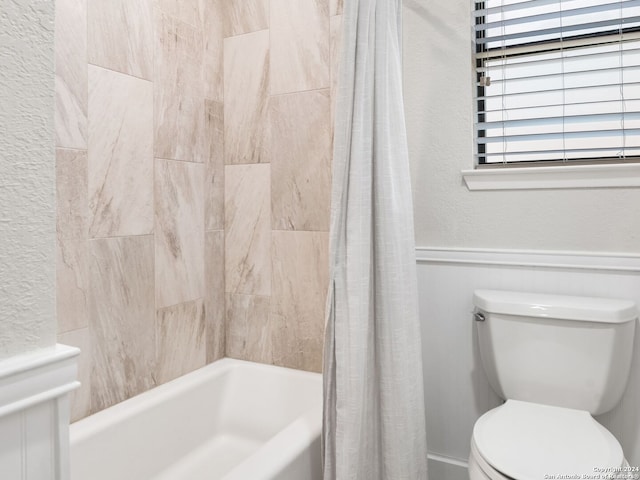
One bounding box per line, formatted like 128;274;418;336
70;359;322;480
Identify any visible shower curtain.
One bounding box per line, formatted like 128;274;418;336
322;0;428;479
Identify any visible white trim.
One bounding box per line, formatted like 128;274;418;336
461;163;640;191
415;247;640;272
0;344;80;419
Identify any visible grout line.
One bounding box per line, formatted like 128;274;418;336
55;146;87;153
87;62;153;84
154;156;206;165
87;233;154;241
269;86;331;98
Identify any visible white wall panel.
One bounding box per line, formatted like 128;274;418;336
0;345;79;480
417;248;640;477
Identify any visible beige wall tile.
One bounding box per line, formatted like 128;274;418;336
271;231;328;372
56;149;88;240
205;100;224;231
330;0;343;16
156;299;206;384
88;0;153;79
223;0;269;37
270;90;331;231
154;11;208;163
206;231;225;362
226;293;273;364
224;30;270;164
270;0;330;95
55;0;87;149
58;328;92;422
89;235;155;412
88;66;153;237
225;164;271;295
156;0;200;27
155;159;205;308
57;238;89;333
330;14;343;145
201;0;224;101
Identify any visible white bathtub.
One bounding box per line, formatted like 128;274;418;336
70;358;323;480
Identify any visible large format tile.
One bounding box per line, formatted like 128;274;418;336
155;159;205;308
206;231;225;362
88;0;153;79
56;149;88;240
330;0;343;16
205;100;224;231
55;0;87;149
154;11;207;163
271;231;329;372
155;0;200;27
57;237;89;333
87;66;153;237
225;164;271;296
224;30;269;164
201;0;224;101
225;294;273;364
330;14;343;144
223;0;269;37
89;236;155;411
270;90;331;231
58;328;91;422
156;299;206;384
56;148;90;335
270;0;330;95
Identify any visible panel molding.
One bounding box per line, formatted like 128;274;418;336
0;344;79;480
0;344;80;418
416;247;640;272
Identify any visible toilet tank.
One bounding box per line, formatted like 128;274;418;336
474;290;637;416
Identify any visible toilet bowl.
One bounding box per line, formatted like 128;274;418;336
469;290;637;480
468;400;627;480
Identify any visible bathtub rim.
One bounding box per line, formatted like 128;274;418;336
70;357;322;450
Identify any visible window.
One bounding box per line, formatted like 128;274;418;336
474;0;640;166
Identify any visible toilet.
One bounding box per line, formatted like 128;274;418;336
469;290;637;480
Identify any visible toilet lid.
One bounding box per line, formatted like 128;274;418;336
473;400;624;480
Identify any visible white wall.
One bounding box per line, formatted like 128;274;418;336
403;0;640;254
0;1;57;359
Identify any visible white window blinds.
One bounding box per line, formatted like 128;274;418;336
474;0;640;165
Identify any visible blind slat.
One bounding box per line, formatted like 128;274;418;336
476;46;640;73
477;81;640;100
477;16;640;45
476;1;640;32
477;129;640;145
477;112;640;130
481;98;640;114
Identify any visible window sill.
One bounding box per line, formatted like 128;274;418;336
461;163;640;191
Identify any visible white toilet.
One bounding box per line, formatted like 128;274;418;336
469;290;637;480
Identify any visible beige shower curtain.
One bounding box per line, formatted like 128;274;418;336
322;0;429;478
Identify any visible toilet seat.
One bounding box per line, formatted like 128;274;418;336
472;400;624;480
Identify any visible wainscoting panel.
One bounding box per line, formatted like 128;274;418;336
0;345;79;480
416;248;640;477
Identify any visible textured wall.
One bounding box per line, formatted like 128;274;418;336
55;0;225;421
0;1;57;360
403;0;640;253
222;0;339;372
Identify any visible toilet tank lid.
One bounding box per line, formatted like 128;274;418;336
474;290;638;324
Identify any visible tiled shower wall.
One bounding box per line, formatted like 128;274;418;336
55;0;225;421
56;0;344;420
222;0;343;372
